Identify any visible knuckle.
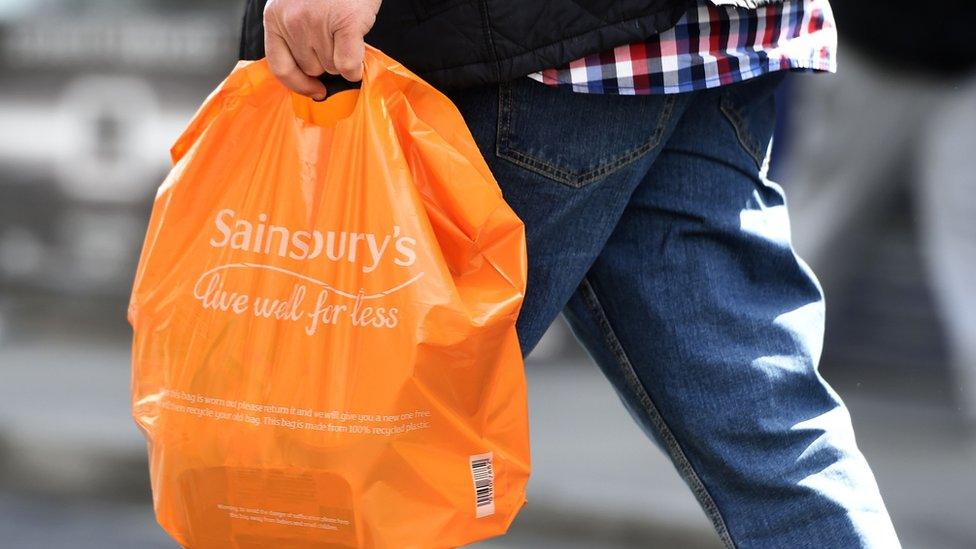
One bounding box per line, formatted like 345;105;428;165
332;11;357;31
281;2;313;29
281;8;301;29
335;56;359;73
262;1;275;23
263;0;287;25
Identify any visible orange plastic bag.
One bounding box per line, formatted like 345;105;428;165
129;47;530;549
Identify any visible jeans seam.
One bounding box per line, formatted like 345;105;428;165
577;277;737;549
496;87;677;188
719;94;764;169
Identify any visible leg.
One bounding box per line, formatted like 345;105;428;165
563;74;900;547
447;79;688;354
777;48;934;263
917;74;976;422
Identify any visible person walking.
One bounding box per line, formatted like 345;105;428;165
240;1;901;546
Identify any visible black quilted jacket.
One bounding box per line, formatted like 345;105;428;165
240;0;784;90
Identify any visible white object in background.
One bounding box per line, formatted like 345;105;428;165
53;75;162;202
918;73;976;423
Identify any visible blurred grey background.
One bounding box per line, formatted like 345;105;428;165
1;1;974;548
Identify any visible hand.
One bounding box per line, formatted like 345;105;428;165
263;0;382;99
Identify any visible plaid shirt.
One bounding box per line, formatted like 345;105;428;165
528;0;836;95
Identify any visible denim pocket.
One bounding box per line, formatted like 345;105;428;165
496;79;677;188
719;72;786;169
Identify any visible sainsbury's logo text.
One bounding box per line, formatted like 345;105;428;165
209;209;417;273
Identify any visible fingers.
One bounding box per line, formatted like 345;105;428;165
262;0;378;97
332;27;365;82
292;47;326;79
265;31;327;100
313;32;340;76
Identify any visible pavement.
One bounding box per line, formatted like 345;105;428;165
1;320;975;548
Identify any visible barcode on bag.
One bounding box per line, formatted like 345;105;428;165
469;452;495;518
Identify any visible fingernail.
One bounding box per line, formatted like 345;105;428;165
312;94;326;102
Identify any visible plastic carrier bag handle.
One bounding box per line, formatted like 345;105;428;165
319;72;362;94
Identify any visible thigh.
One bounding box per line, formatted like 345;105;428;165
918;78;976;419
447;79;686;354
564;75;899;547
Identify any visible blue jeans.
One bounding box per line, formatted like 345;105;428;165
447;74;900;548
